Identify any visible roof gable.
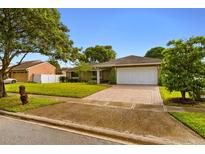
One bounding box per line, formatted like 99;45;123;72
11;60;44;71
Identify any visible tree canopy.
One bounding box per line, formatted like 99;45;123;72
80;45;116;64
47;57;62;74
161;36;205;100
0;8;79;97
145;46;165;59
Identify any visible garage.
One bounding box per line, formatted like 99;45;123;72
94;55;161;85
116;66;158;85
11;71;28;82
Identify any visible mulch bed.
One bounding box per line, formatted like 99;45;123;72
168;98;200;105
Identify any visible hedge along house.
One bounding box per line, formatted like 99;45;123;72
10;60;56;82
66;55;161;85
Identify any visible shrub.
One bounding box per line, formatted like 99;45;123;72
87;80;97;85
67;79;79;82
108;68;116;84
189;87;205;101
101;80;108;83
59;76;67;83
91;75;97;80
158;74;163;86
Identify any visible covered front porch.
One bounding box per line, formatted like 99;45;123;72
66;67;112;83
96;68;112;84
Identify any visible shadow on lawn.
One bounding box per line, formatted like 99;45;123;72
168;98;204;106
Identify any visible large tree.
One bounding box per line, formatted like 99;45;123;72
81;45;116;63
161;36;205;100
145;46;165;59
0;9;79;97
47;57;61;74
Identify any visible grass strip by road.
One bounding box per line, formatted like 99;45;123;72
170;112;205;138
0;94;64;112
159;86;205;108
6;82;110;98
159;86;189;104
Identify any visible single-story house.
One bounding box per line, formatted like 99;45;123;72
66;55;161;85
10;60;56;82
61;67;72;76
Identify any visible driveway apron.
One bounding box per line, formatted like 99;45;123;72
84;85;163;105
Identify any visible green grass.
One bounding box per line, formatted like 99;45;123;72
6;82;110;98
0;94;64;112
161;87;205;138
159;86;190;102
170;112;205;138
159;86;205;107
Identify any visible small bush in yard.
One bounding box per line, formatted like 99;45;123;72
88;80;97;85
158;74;163;86
108;68;116;84
91;75;97;80
67;79;79;82
59;76;67;83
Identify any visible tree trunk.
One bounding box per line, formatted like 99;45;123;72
181;91;186;100
0;74;7;98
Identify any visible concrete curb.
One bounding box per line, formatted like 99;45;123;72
0;110;177;145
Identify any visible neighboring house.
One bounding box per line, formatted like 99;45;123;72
66;55;161;85
10;60;56;82
61;67;71;76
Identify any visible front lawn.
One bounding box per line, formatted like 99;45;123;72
0;94;64;112
159;86;205;107
160;86;190;102
6;82;110;98
170;112;205;138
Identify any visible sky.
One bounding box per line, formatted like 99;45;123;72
12;8;205;67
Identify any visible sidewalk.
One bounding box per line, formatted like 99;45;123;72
4;93;205;144
165;105;205;113
10;93;205;113
24;99;204;144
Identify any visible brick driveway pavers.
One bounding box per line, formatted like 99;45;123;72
84;85;163;105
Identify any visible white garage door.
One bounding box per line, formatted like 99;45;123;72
117;66;158;85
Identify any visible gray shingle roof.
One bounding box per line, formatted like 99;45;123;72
93;55;161;67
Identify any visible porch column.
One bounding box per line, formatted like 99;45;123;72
97;69;100;84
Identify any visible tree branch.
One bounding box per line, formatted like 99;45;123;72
5;52;28;74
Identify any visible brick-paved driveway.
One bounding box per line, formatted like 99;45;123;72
84;85;163;105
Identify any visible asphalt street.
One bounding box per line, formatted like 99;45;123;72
0;115;119;145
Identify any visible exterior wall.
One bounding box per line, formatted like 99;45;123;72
27;62;56;82
66;71;92;81
10;71;28;82
61;70;67;76
80;71;92;81
66;72;72;79
101;69;111;82
65;64;161;84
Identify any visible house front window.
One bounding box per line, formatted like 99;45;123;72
91;71;97;80
71;71;79;79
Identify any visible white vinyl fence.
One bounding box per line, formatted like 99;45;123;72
33;74;65;83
